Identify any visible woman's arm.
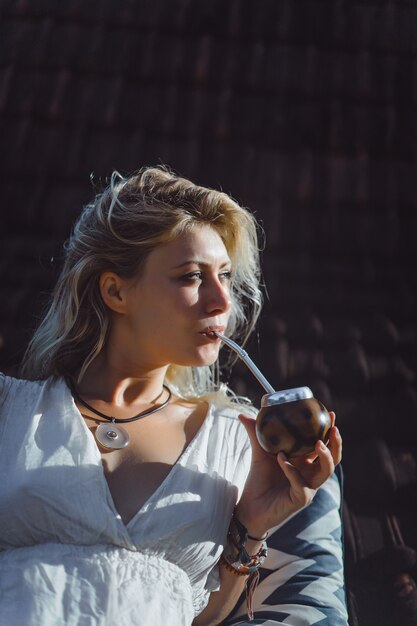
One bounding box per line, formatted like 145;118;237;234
194;411;342;626
192;536;264;626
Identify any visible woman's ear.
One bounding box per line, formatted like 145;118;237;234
99;272;128;314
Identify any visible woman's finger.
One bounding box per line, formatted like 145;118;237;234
303;439;335;488
277;453;305;486
238;413;257;439
277;453;313;506
238;413;273;461
327;425;343;466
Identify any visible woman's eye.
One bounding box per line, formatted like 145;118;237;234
180;272;202;282
179;270;232;284
220;271;232;282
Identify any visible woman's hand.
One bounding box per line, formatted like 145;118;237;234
235;412;342;537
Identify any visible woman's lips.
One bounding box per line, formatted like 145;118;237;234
202;331;219;340
200;326;224;339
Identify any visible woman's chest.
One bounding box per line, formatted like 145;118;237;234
82;404;207;524
0;402;211;547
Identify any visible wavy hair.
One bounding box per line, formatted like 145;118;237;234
21;166;263;402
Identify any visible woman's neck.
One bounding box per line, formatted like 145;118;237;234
75;352;169;408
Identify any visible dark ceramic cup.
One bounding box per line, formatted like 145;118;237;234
255;386;331;457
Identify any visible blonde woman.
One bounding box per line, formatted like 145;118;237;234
0;167;342;626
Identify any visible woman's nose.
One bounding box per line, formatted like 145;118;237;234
204;279;231;314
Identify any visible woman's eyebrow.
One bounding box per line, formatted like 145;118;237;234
172;259;231;269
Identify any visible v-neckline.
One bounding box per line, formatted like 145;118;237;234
64;379;213;529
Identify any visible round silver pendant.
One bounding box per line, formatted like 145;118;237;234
95;423;130;449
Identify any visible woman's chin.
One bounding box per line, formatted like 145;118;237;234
187;346;220;367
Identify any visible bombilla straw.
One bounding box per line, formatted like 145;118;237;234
214;332;275;394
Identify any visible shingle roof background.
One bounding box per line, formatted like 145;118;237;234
1;1;416;623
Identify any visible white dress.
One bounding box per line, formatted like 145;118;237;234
0;374;252;626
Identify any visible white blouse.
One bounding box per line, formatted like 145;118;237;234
0;374;252;626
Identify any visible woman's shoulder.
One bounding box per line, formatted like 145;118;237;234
208;398;256;445
0;372;56;411
210;398;257;420
1;371;45;391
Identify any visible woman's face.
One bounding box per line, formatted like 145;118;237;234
111;224;232;370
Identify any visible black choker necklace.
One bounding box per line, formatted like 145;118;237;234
70;382;172;450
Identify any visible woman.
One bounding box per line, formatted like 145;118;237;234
0;166;342;626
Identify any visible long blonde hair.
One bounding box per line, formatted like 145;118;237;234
21;166;263;402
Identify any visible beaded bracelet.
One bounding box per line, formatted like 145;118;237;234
220;553;249;576
220;513;269;620
223;514;268;574
220;542;268;576
233;515;269;544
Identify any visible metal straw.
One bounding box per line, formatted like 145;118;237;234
215;332;275;394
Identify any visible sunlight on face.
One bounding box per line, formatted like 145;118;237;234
117;225;233;370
